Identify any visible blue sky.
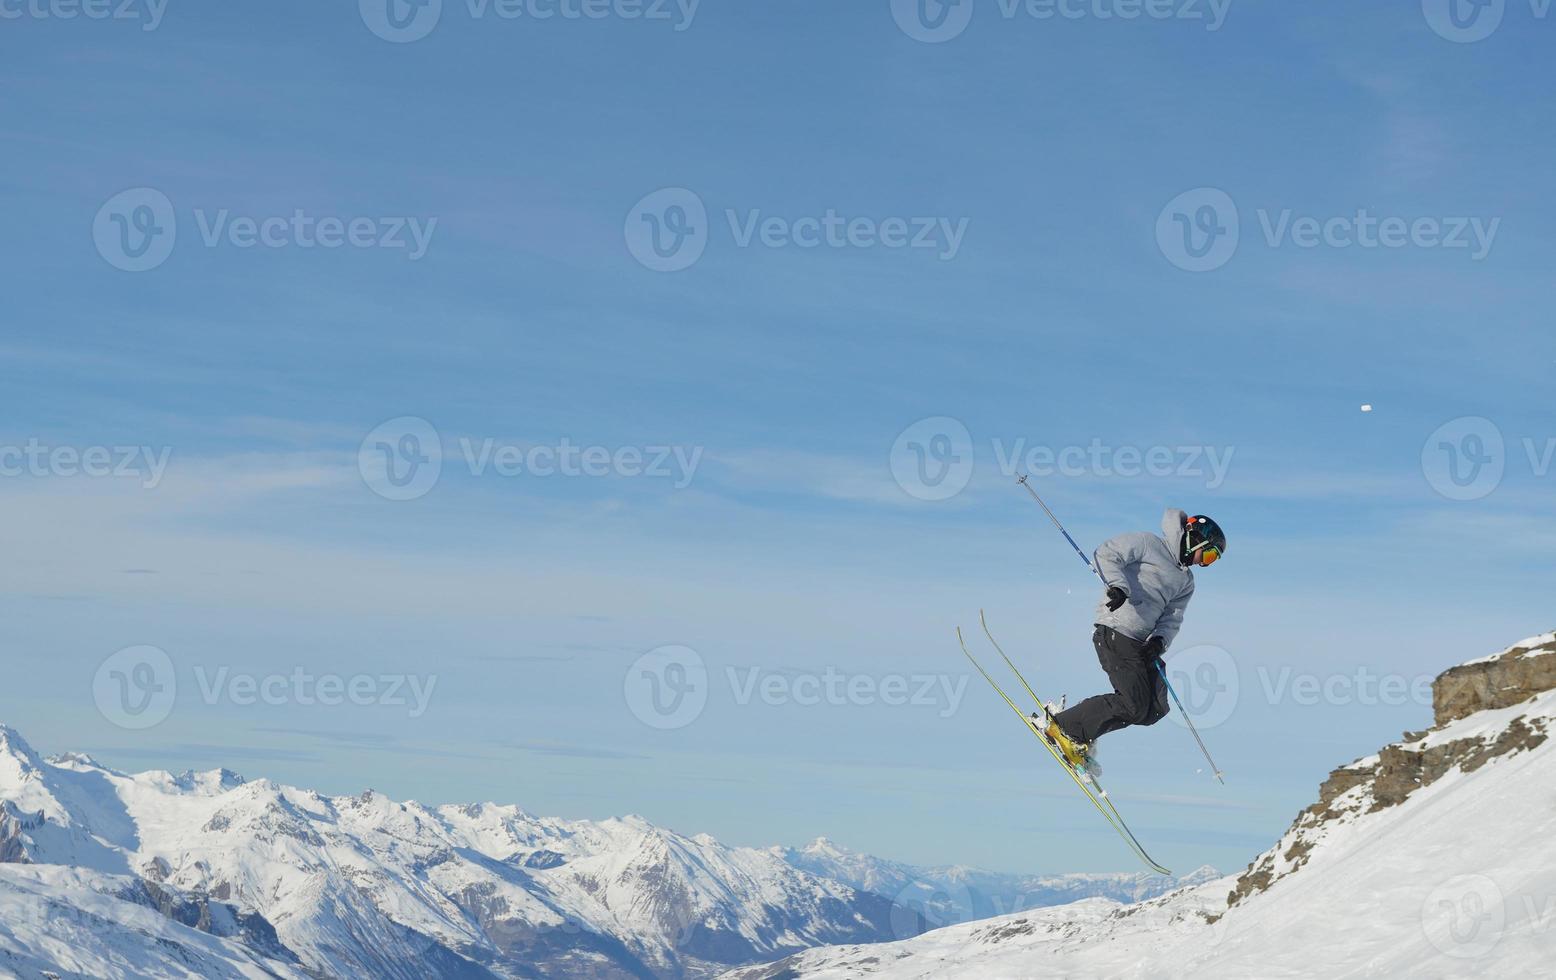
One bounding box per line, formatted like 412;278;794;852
2;1;1554;877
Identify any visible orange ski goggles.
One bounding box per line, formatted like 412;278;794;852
1196;545;1222;567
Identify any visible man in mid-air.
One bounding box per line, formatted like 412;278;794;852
1043;509;1226;773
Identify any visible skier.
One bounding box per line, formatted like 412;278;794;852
1042;509;1226;773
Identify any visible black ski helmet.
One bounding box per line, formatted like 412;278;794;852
1181;515;1226;567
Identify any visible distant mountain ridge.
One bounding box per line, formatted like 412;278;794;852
0;725;907;979
775;836;1216;931
0;724;1209;980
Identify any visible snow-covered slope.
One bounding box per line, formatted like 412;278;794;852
0;727;907;980
724;631;1556;980
0;864;307;979
775;836;1217;932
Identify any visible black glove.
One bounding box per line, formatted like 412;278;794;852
1105;586;1128;612
1142;636;1165;659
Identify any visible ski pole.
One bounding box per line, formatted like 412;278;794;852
1014;474;1227;784
1017;475;1101;579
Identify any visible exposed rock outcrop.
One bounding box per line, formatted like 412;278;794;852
1226;631;1556;909
1433;631;1556;724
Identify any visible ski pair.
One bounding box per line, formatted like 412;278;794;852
957;610;1171;876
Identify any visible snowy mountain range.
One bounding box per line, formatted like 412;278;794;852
724;630;1556;979
21;623;1543;980
774;837;1216;933
0;728;1203;979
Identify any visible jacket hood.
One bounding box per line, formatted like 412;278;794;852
1161;508;1189;563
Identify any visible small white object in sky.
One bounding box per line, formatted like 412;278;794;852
1360;404;1373;413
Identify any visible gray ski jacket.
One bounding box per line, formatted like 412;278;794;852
1091;508;1195;650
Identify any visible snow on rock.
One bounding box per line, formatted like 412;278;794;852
722;633;1556;980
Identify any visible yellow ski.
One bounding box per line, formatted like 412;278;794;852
956;612;1171;876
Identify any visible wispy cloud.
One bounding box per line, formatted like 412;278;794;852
711;449;921;507
496;741;652;761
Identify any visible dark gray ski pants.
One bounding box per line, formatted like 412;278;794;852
1053;625;1169;743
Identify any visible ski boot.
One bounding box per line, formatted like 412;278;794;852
1035;702;1099;777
